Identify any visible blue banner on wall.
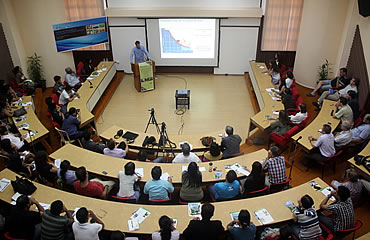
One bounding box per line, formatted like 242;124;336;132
52;17;108;52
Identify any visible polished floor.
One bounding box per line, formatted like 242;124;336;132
96;73;253;140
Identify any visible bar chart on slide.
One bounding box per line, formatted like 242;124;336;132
159;19;216;58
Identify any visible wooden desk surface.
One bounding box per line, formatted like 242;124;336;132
12;96;49;143
356;232;370;240
291;99;339;151
249;61;284;130
347;142;370;181
50;144;268;184
68;62;115;127
100;125;222;152
0;168;330;234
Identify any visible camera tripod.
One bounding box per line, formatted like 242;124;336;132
157;122;176;158
144;108;160;134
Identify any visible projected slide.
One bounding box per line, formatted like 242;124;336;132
159;19;216;58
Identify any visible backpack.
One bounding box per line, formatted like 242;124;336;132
11;176;37;195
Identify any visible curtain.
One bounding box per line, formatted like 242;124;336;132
262;0;304;51
64;0;106;50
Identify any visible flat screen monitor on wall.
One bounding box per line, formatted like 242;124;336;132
52;17;108;53
146;18;220;66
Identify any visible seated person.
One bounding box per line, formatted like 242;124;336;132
152;215;180;240
307;67;349;97
143;166;174;201
268;61;281;86
270;110;290;136
220;126;242;159
333;97;353;124
203;142;223;161
64;67;81;89
57;160;77;186
0;126;28;152
103;138;127;158
262;225;292;240
209;170;240;200
74;166;115;199
350;113;370;144
1;139;31;176
35;150;58;183
53;75;64;95
319;186;354;233
5;195;44;239
281;88;296;110
83;59;95;76
289;103;308;125
137;149;164;163
12;66;35;95
172;142;201;163
182;203;224;240
58;86;80;113
332;168;362;206
275;71;295;95
262;146;287;187
242;161;266;195
305;124;335;166
347;90;360;120
316;77;359;107
334;121;352;148
81;131;106;154
227;210;256;240
40;200;73;240
180;162;204;202
48;102;64;127
117;162;141;202
62;107;85;140
73;207;104;240
291;195;322;239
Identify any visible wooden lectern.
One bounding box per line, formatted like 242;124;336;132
131;60;156;92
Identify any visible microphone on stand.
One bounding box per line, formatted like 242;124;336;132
88;79;93;88
296;136;302;141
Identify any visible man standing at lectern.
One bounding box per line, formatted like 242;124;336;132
130;40;150;64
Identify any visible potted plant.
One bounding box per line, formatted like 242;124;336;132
317;59;332;81
27;53;46;91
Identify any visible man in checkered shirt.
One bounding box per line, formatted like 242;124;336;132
262;146;287;187
319;186;354;233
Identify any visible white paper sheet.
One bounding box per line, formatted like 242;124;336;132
160;172;170;181
135;168;144;178
54;159;61;168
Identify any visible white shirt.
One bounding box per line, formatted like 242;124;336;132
314;133;335;158
152;230;180;240
335;130;352;147
72;222;102;240
59;89;75;105
285;78;293;89
1;133;24;150
289;112;308;124
65;73;80;87
117;171;138;197
172;152;201;164
339;84;357;96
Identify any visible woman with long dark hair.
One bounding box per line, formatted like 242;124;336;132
243;161;266;195
117;161;141;202
35;150;57;183
179;162;203;201
270;110;290;136
227;210;256;240
152;215;179;240
57;160;77;185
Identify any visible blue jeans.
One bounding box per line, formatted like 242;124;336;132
118;190;140;202
319;214;335;234
320;80;332;91
153;157;165;163
290;223;301;238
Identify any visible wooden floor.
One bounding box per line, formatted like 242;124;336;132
32;72;370;239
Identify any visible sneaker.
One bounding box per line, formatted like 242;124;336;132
306;93;315;97
312;102;320;107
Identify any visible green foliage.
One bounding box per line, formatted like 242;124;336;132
318;59;331;80
27;53;44;84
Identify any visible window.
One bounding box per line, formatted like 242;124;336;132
64;0;106;50
262;0;304;51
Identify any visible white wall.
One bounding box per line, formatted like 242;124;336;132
294;0;350;88
107;0;261;8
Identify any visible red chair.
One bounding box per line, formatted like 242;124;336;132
3;232;26;240
76;61;89;81
336;220;362;240
111;195;136;203
10;79;27;96
270;126;301;148
309;150;344;180
51;93;62;106
269;178;291;193
319;222;335;240
147;194;172;205
287;97;304;115
245;186;269;198
291;87;300;101
290;112;311;129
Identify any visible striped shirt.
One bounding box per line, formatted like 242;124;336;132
293;207;322;239
40;210;73;240
326;198;354;231
263;156;287;184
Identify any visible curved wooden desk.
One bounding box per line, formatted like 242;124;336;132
0;169;331;234
247;61;284;137
12;96;51;152
50;144;268;184
68;61;117;128
347;142;370;181
291;99;339;151
100;125;222;152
